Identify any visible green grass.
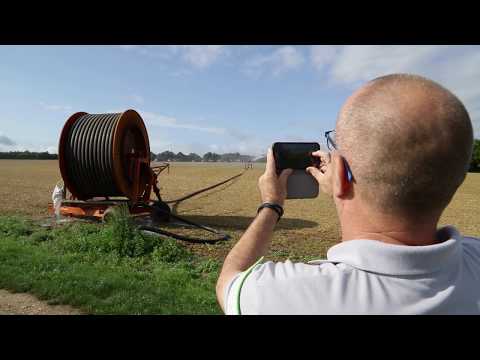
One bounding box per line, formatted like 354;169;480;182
0;211;222;314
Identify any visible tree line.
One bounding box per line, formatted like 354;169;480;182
1;139;478;170
152;140;480;168
152;151;261;163
0;151;58;160
0;150;259;162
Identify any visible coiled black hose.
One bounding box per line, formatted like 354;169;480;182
65;113;122;198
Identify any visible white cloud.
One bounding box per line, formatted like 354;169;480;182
46;146;57;154
118;45;227;69
244;46;305;77
311;45;338;72
126;109;269;156
172;45;227;69
107;109;268;156
326;45;446;86
309;45;480;137
39;101;73;113
138;110;227;134
149;138;175;153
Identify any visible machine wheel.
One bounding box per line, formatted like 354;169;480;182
151;201;171;223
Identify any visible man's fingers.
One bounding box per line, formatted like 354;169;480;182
279;168;293;187
265;148;277;176
306;166;323;182
311;150;331;165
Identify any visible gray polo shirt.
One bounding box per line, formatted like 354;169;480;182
224;226;480;314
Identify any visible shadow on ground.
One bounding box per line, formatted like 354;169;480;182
174;215;318;230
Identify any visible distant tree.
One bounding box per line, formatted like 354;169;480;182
220;152;240;162
0;151;58;160
203;152;213;162
239;154;254;162
152;150;255;163
156;151;204;162
175;152;189;162
203;152;221;162
188;153;202;162
470;139;480;172
156;151;176;162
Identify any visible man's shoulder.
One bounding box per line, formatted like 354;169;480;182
462;235;480;258
228;259;354;315
249;258;347;283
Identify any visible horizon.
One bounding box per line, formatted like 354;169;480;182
1;45;479;157
0;148;265;159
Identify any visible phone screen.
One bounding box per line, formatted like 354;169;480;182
273;142;321;171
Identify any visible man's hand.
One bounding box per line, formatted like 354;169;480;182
258;148;293;206
306;150;334;196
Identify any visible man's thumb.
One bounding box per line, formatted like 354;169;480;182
279;168;293;186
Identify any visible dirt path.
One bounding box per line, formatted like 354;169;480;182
0;289;84;315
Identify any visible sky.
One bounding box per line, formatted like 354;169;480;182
0;45;479;157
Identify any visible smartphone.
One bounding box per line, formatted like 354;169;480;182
272;142;321;199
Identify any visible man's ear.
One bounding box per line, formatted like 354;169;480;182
332;153;351;199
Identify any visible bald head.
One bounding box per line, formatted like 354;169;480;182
336;74;473;219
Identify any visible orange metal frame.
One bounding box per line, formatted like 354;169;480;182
49;161;171;221
48;202;153;219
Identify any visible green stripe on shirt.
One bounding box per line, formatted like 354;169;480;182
234;256;265;315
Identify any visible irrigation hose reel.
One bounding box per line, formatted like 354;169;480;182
52;109;244;243
56;109;169;221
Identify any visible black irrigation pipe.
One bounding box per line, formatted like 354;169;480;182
138;205;231;244
164;170;246;205
138;170;249;244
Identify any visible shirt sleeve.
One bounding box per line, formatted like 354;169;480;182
223;257;264;315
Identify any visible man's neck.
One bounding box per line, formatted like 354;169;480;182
339;206;441;246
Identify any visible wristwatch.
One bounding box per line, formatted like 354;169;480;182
257;202;284;222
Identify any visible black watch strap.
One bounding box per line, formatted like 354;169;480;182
257;202;284;222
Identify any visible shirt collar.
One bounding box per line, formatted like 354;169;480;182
310;226;462;276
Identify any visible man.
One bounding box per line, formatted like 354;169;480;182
216;73;480;315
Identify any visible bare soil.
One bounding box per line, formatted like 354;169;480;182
0;289;83;315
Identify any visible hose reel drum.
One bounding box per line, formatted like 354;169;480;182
59;110;153;202
58;110;170;221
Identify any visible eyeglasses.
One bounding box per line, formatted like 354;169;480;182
324;130;354;183
325;130;337;151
